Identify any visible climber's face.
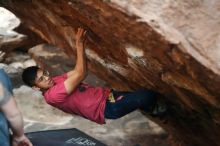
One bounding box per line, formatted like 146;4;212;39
34;69;54;90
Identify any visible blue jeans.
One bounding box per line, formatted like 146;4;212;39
0;113;10;146
104;89;157;119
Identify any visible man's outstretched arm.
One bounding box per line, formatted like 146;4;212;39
65;28;87;94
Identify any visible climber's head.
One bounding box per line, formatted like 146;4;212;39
22;66;54;90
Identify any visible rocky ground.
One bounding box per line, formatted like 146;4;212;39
1;51;169;146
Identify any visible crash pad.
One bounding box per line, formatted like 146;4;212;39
26;128;107;146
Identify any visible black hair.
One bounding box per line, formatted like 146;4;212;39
22;66;39;87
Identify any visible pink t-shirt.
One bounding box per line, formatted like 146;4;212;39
44;73;111;124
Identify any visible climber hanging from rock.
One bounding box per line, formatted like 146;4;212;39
22;27;167;124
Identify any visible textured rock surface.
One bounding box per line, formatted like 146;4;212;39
0;7;45;52
0;7;27;52
0;51;36;87
1;0;220;146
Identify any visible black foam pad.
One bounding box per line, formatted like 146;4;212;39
26;128;107;146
